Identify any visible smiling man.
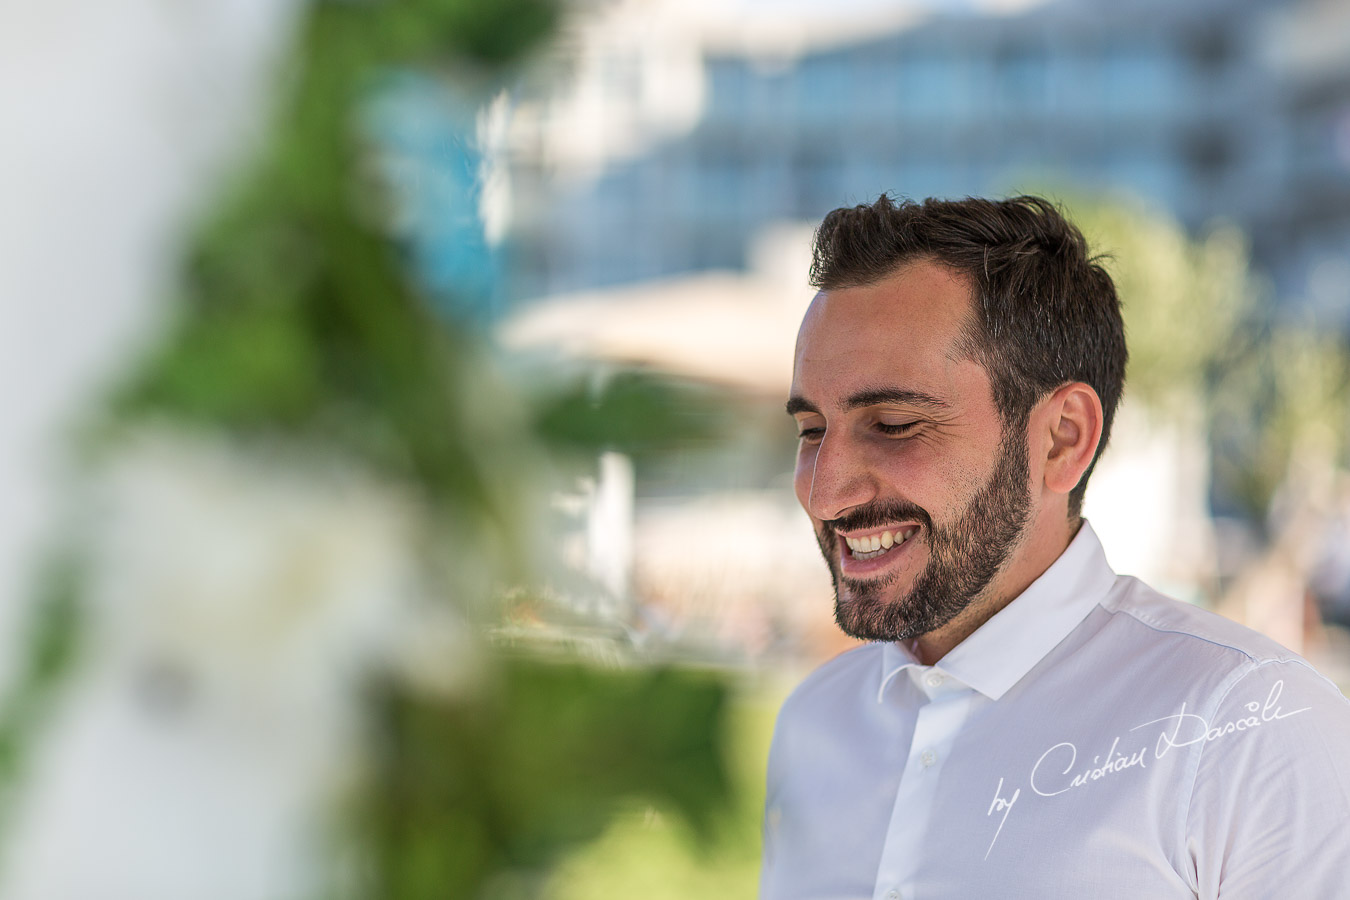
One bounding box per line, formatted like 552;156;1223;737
760;195;1350;900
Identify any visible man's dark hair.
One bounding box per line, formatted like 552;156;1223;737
809;194;1127;520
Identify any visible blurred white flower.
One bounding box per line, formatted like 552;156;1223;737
1;428;469;900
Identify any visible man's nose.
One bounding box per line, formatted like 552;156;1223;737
804;432;879;522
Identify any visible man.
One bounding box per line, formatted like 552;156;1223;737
761;195;1350;899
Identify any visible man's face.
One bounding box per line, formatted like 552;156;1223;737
788;259;1035;642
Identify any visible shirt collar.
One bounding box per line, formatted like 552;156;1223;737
879;520;1117;702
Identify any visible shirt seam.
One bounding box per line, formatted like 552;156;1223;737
1109;602;1282;665
1107;601;1290;896
1175;657;1260;894
1175;655;1335;896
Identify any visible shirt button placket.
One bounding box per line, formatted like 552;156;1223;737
873;691;975;900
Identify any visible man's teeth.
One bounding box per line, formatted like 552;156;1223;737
844;528;916;559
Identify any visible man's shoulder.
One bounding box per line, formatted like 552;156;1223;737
1101;574;1309;669
1092;575;1347;708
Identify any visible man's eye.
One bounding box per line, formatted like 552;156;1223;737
797;427;824;441
877;421;918;436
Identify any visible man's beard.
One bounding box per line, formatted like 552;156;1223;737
815;427;1033;643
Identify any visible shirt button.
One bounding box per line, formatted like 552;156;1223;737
925;672;944;688
920;749;937;767
886;891;902;900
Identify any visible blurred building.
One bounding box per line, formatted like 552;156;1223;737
1264;0;1350;326
500;0;1350;330
492;0;1350;664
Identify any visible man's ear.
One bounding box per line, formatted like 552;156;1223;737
1040;382;1104;497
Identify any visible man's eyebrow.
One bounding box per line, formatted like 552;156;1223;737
844;387;952;412
786;388;951;417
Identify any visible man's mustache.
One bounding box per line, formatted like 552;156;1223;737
823;501;933;535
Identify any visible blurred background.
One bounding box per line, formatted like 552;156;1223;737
2;0;1350;897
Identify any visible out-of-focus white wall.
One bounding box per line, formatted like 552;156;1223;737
0;0;301;687
0;2;310;896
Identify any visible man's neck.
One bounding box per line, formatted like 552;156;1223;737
910;516;1082;666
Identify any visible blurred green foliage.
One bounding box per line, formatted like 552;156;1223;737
548;683;782;900
530;369;739;465
1068;198;1252;413
1064;192;1350;518
79;0;736;895
1209;322;1350;517
357;658;730;900
0;551;84;833
110;0;559;515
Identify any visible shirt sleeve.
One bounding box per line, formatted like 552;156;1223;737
1184;657;1350;898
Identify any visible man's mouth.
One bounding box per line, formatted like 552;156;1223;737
842;527;918;561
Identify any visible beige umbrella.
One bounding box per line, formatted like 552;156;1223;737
501;270;815;396
501;225;818;396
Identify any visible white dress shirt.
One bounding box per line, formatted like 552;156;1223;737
760;522;1350;899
